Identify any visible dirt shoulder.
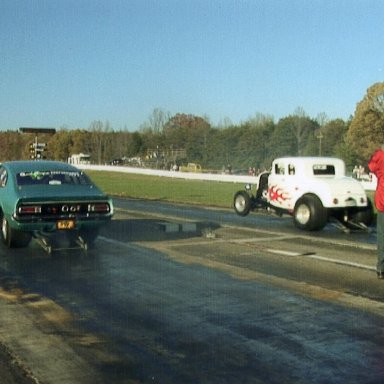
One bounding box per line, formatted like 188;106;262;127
0;342;36;384
0;279;104;384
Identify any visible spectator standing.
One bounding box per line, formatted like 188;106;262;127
368;146;384;279
352;165;359;179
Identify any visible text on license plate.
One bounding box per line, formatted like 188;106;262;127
56;220;75;230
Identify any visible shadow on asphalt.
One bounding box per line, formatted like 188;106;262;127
101;218;220;242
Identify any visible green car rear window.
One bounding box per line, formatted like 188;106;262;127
16;171;92;186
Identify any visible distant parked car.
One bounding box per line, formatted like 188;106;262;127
0;160;113;249
110;158;124;166
179;163;202;172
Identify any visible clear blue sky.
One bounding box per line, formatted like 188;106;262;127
1;0;383;131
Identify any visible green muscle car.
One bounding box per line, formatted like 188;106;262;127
0;160;113;249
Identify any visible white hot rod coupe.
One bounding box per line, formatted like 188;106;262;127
234;157;373;231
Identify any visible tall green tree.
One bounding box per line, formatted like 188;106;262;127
47;130;73;161
290;107;319;155
346;82;384;163
316;119;348;157
127;132;144;156
163;114;211;163
232;115;275;170
0;131;25;161
69;130;92;157
269;117;299;159
207;125;242;169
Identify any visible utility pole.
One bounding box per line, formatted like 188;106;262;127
316;131;324;156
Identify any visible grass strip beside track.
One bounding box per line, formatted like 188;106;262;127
87;170;376;212
87;170;244;208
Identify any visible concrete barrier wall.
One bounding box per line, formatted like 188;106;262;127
79;164;376;191
78;164;257;184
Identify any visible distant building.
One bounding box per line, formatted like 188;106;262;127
68;153;91;165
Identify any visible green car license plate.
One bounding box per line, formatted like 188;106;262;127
56;220;75;230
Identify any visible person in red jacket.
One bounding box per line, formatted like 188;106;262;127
368;147;384;279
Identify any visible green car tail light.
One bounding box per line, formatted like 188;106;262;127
18;205;42;214
87;203;111;213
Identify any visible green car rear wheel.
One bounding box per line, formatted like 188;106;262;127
1;216;32;248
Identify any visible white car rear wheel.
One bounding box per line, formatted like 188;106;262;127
293;195;328;231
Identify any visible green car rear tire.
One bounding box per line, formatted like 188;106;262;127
1;216;32;248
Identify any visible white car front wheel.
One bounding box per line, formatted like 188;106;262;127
233;191;252;217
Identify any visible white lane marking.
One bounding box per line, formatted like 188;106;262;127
266;249;307;257
266;248;375;271
230;235;296;244
306;254;376;271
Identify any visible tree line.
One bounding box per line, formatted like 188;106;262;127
1;82;383;172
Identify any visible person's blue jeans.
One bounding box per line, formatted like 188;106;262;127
377;211;384;272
